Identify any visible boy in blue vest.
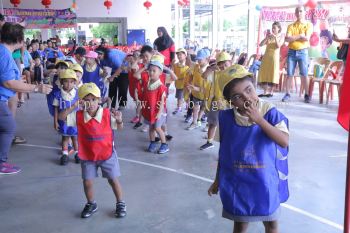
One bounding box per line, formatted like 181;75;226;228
208;65;289;233
58;82;126;219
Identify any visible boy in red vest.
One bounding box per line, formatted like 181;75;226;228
58;82;126;219
141;56;169;154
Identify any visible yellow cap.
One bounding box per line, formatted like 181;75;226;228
151;54;165;64
217;64;253;93
59;69;78;81
176;48;187;56
55;60;70;67
78;82;101;99
216;52;231;63
70;63;84;74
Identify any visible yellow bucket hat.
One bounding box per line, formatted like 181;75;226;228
151;54;165;64
59;69;78;81
217;64;253;94
176;48;187;56
78;82;101;99
55;60;70;68
216;52;231;63
70;63;84;74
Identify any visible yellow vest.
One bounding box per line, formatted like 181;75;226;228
191;65;208;100
287;21;312;50
173;63;190;89
204;71;227;112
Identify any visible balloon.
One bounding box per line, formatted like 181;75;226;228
305;0;317;9
326;45;338;61
308;46;321;58
255;5;262;11
310;32;320;47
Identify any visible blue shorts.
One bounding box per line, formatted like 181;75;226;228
287;48;309;77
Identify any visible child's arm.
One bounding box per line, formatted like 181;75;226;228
54;106;59;131
156;93;166;119
58;101;79;121
208;162;220;196
40;65;44;83
111;109;124;130
134;66;146;80
163;66;177;81
244;104;289;148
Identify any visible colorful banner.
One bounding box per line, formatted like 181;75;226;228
258;1;350;61
3;8;77;29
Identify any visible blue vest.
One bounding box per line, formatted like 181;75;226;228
82;64;107;97
55;89;78;136
218;108;289;217
46;75;61;117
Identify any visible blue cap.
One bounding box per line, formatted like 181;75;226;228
149;60;163;71
196;48;210;60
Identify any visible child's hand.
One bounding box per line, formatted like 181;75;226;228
111;109;123;122
243;100;262;124
208;181;219;196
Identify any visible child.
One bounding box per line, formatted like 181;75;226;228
58;82;126;218
200;51;232;150
186;48;211;130
47;60;69;117
128;51;141;122
52;69;79;165
70;63;84;88
133;45;154;129
208;64;289;233
142;57;169;154
82;51;110;107
172;48;190;115
32;54;44;85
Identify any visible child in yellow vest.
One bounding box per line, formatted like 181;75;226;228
186;48;210;130
200;52;232;150
172;48;190;115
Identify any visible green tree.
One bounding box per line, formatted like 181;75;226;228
236;17;248;27
24;29;41;40
183;21;189;33
223;19;233;31
91;23;118;40
202;20;212;32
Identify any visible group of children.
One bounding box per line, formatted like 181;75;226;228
38;42;291;232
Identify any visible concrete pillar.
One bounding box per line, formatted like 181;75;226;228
179;7;183;48
247;0;256;55
212;0;218;50
189;0;195;41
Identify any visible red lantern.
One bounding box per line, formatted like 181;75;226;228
183;0;190;6
143;0;152;11
10;0;21;7
104;0;112;10
41;0;52;8
305;0;317;9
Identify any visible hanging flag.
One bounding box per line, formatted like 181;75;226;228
337;48;350;131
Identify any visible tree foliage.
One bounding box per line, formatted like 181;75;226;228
91;24;118;39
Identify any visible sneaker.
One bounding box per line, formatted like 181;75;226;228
281;93;291;102
147;141;158;153
172;108;182;115
200;142;214;150
74;154;80;164
197;121;202;127
140;125;149;132
81;202;98;218
304;94;311;103
133;122;142;129
165;135;173;141
187;123;199;130
0;163;21;175
158;143;170;154
185;116;192;123
201;116;207;123
115;201;127;218
154;137;161;142
130;116;139;123
60;154;69;166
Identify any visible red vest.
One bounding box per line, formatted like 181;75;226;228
77;108;113;161
141;83;167;124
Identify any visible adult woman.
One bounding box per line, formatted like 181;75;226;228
333;26;350;62
258;22;284;97
153;27;175;67
95;47;127;109
0;23;52;175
